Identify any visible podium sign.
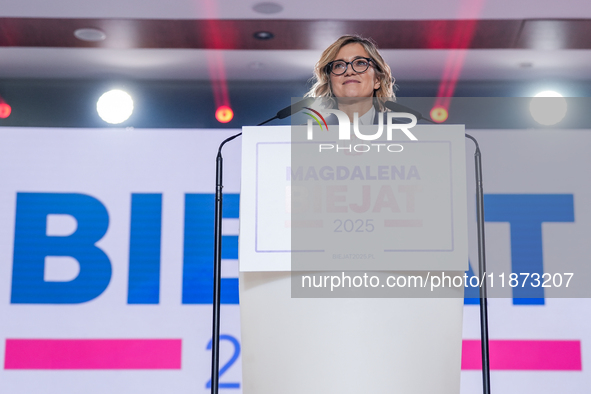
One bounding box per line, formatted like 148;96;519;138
239;125;468;272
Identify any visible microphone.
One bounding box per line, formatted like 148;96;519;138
258;97;316;125
384;101;435;124
219;97;316;151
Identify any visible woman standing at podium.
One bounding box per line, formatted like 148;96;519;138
305;35;395;124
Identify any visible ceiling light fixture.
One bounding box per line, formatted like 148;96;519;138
74;28;107;42
252;2;284;14
253;31;274;40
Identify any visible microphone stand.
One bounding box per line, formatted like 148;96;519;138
211;99;315;394
210;115;279;394
465;134;491;394
389;100;492;393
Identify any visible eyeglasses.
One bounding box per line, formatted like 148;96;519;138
327;57;373;76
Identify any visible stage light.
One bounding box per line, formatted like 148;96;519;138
529;91;567;126
215;106;234;123
97;90;134;124
0;102;11;119
430;106;448;123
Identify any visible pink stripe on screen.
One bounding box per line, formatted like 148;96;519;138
4;339;182;370
462;340;581;371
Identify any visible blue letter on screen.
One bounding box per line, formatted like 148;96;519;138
464;261;479;305
11;193;111;304
484;194;574;305
128;194;162;304
182;194;239;304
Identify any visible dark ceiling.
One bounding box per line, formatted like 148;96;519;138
1;18;591;49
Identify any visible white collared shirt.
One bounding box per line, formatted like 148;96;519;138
357;106;375;125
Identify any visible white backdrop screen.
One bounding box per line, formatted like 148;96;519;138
0;127;589;393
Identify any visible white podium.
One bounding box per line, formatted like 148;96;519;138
239;125;468;393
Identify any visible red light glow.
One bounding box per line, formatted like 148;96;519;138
430;106;448;123
215;106;234;123
0;103;11;119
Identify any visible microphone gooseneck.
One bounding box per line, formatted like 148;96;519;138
277;97;316;120
220;98;316;152
258;97;316;126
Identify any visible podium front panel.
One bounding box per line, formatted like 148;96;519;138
239;125;468;273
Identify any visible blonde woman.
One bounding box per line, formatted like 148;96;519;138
305;35;395;124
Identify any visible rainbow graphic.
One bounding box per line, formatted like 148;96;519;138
303;107;329;131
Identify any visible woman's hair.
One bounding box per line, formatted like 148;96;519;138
304;35;395;110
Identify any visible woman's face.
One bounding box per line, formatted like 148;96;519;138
329;43;380;99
